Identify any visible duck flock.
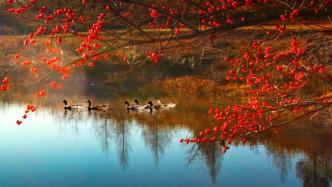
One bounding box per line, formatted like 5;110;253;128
63;100;106;112
125;99;176;112
63;99;176;113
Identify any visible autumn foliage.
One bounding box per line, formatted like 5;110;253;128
180;38;332;152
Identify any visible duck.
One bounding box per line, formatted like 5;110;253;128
63;100;82;110
145;101;160;111
124;99;140;111
133;101;154;113
133;100;155;111
155;100;176;110
87;100;106;112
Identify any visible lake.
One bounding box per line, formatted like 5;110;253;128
0;97;331;187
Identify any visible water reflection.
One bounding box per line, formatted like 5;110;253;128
296;156;331;187
0;99;331;187
114;117;131;170
186;143;223;183
94;118;113;158
142;122;173;166
266;146;293;182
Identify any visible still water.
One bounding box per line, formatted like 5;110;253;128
0;100;331;187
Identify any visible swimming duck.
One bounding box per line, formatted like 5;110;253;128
155;100;176;110
124;99;140;111
63;100;82;110
134;101;154;113
145;101;160;111
87;100;106;112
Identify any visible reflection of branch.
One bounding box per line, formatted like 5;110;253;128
186;144;200;166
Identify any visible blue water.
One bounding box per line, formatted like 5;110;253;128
0;103;329;187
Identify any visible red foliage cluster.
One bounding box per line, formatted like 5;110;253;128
16;104;37;126
36;90;47;97
76;12;106;61
224;38;327;98
180;38;331;153
50;81;63;90
0;77;11;92
148;51;163;64
5;0;331;69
